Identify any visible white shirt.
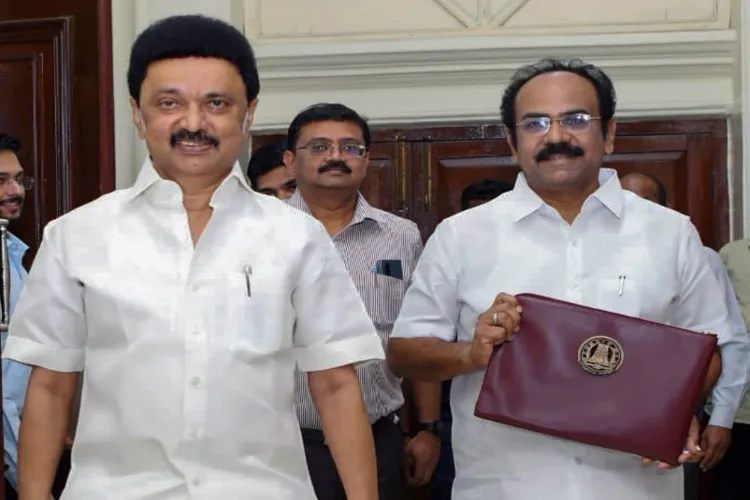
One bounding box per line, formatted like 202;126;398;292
391;169;734;500
702;247;750;425
3;159;384;499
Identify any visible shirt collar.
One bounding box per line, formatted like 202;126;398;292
6;232;28;259
505;167;625;222
126;157;253;208
287;190;385;226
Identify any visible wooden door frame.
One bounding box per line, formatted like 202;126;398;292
96;0;115;195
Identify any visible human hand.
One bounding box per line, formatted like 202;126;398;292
403;431;440;486
699;424;731;471
466;293;522;370
641;416;702;470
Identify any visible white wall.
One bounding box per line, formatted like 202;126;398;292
112;0;745;235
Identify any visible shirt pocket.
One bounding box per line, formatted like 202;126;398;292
223;271;293;359
596;269;641;317
367;273;407;332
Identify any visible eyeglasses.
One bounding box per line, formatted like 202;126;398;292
298;141;367;158
0;175;34;191
517;113;601;135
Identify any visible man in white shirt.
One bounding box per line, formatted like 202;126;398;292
2;15;383;500
387;58;737;500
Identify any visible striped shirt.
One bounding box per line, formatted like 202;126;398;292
287;190;423;429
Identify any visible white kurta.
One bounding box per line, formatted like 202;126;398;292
2;160;384;499
391;169;733;500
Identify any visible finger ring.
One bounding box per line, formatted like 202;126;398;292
492;311;499;326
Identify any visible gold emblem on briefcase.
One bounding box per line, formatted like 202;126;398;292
578;336;624;376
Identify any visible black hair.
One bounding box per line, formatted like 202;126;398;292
127;15;260;105
639;173;668;206
500;58;617;147
286;103;371;150
247;139;287;188
461;179;514;210
0;134;21;154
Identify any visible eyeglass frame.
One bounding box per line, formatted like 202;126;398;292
515;112;602;135
0;174;34;191
296;140;368;158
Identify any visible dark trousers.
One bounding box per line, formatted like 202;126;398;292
430;379;454;500
712;422;750;500
302;415;403;500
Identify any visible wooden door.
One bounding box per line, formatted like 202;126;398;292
0;0;115;266
407;120;728;249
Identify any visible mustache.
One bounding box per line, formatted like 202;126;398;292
318;160;352;174
169;129;220;148
536;142;585;162
0;196;23;206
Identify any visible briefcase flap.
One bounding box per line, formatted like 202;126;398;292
474;293;717;464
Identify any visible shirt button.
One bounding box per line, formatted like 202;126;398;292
190;377;201;387
192;330;202;337
192;478;201;486
575;457;583;464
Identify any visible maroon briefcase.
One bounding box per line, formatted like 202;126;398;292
474;293;717;465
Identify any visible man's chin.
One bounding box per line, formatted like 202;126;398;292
0;212;21;221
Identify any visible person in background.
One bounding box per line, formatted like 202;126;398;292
3;15;383;499
0;134;33;500
430;178;514;500
622;172;750;498
712;239;750;500
386;58;739;500
247;138;296;199
621;171;750;500
459;179;514;211
284;102;441;499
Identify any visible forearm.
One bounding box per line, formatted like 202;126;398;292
310;367;378;500
410;381;441;422
18;375;75;500
388;338;475;381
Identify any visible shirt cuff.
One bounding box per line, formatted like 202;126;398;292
294;334;385;373
707;405;735;429
2;336;84;372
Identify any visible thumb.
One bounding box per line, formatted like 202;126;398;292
687;418;701;454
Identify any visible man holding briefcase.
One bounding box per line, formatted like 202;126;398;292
386;58;750;500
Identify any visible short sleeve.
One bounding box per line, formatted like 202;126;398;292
292;220;384;372
2;222;87;372
391;220;460;342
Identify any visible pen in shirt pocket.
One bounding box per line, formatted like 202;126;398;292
244;265;252;297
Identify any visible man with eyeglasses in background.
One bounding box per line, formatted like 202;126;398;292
284;103;442;499
0;133;38;500
247;138;296;199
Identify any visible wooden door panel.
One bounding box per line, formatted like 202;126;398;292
0;0;115;265
0;18;72;257
363;141;401;215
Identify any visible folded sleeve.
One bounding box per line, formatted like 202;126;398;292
292;220;384;372
2;222;87;372
391;220;460;342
